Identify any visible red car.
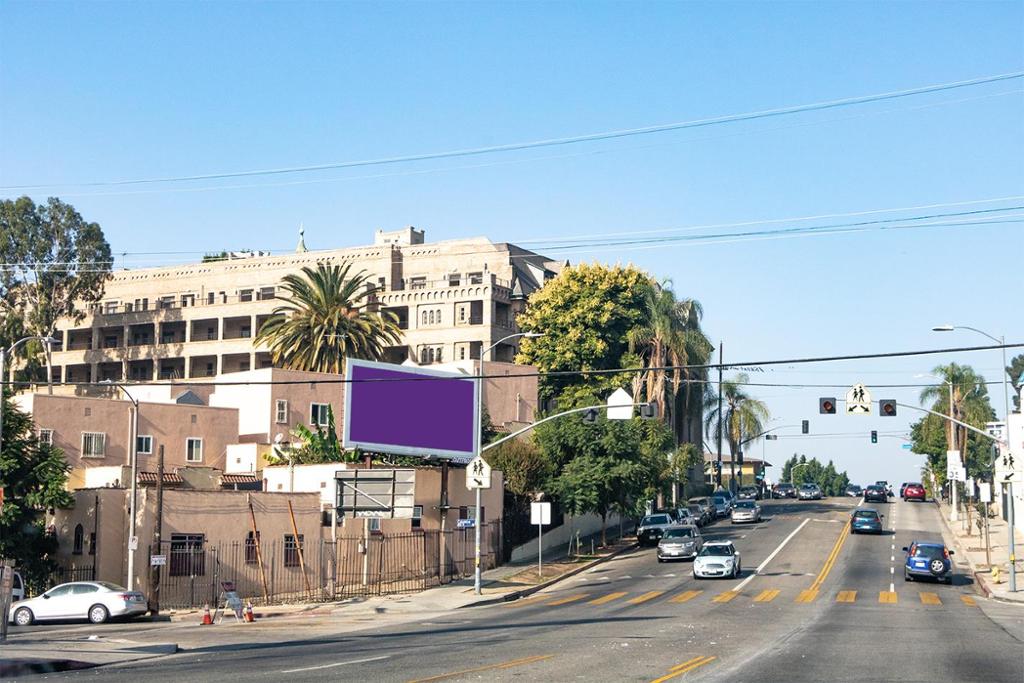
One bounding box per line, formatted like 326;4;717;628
903;483;926;502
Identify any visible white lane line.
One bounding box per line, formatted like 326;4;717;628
281;655;390;673
734;518;811;592
891;555;894;562
857;498;864;508
889;581;895;592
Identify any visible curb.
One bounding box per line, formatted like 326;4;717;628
458;541;639;609
932;500;1023;603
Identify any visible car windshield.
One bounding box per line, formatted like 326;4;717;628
95;581;126;591
866;486;883;491
689;498;708;506
688;506;702;514
712;496;727;504
642;515;670;526
912;545;946;559
734;501;755;509
699;545;733;557
800;484;816;489
854;510;879;519
663;528;694;539
776;484;793;490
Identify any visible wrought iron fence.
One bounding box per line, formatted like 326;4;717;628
48;564;95;587
148;520;502;609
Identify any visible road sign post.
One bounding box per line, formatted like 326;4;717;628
531;502;552;579
466;455;492;596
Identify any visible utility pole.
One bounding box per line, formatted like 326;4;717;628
150;447;164;615
716;342;724;489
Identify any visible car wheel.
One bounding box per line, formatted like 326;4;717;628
13;607;34;626
929;559;946;576
89;604;110;624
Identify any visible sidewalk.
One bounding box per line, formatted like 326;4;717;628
935;499;1024;603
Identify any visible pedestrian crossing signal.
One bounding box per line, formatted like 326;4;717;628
879;400;897;417
819;397;836;414
871;430;878;444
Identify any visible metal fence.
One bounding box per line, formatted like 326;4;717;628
48;564;95;586
148;520;502;609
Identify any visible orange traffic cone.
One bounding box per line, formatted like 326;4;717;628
201;604;213;626
244;601;255;623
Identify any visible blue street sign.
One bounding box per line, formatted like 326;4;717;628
901;443;912;450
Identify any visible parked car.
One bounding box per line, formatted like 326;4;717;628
798;483;822;500
903;483;926;502
657;526;704;562
673;507;699;527
736;486;759;500
850;508;885;534
772;483;797;499
903;542;954;583
692;541;741;579
637;513;678;546
688;497;715;523
731;500;762;524
844;484;863;497
9;581;147;626
710;494;732;518
687;504;709;526
864;484;888;503
655;508;682;523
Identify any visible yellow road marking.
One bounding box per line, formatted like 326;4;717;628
753;589;780;603
795;589;818;603
627;591;665;605
588;591;628;605
919;592;942;605
406;654;553;683
960;595;977;607
669;590;703;603
547;594;590;606
879;591;898;604
504;595;548;608
836;590;857;603
711;590;740;603
650;656;717;683
810;519;853;592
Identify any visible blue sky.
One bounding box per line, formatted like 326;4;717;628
2;1;1022;485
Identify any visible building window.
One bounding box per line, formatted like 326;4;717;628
435;308;441;323
169;533;205;577
82;432;106;458
421;310;428;326
459;347;466;360
409;276;426;290
310;403;330;427
412;505;423;529
239;289;254;302
275;399;288;424
367;518;382;533
38;429;54;446
103;301;119;315
88;532;96;555
259;286;275;300
186;437;203;463
428;310;435;325
136;435;153;455
468;272;483;284
448;274;461;287
284;534;305;567
158;296;175;310
73;524;84;555
207;293;215;305
245;531;260;564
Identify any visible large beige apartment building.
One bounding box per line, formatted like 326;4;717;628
48;227;563;384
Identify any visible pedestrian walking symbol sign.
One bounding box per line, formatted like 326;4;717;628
846;384;871;414
466;456;492;490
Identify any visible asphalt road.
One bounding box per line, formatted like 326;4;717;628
30;497;1024;682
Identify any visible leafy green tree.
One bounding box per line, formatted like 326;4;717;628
665;443;704;502
0;196;112;390
0;392;73;589
485;438;551;499
778;453;850;495
516;263;654;402
703;373;771;487
1007;353;1024;412
255;263;401;373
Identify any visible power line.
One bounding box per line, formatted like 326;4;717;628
4;70;1021;191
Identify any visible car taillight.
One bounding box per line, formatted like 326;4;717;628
943;548;950;561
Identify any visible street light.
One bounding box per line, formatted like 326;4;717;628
931;324;1015;593
472;331;544;595
101;379;141;591
915;372;958;523
0;335;59;462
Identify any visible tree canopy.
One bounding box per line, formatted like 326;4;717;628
779;454;851;496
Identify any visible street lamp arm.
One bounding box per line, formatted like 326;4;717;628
952;326;1002;345
481;403;651;453
894;402;1008;448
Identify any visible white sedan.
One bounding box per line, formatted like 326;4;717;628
9;581;148;625
692;541;742;579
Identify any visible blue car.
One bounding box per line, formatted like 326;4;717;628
903;542;954;583
850;508;884;534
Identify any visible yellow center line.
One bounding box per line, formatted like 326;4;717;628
711;590;740;603
919;592;942;605
669;590;703;603
879;591;898;604
627;591;666;605
547;593;590;606
588;591;628;605
406;654;553;683
671;657;709;671
753;589;780;603
961;595;977;607
836;590;857;603
795;589;818;603
810;519;852;592
650;656;717;683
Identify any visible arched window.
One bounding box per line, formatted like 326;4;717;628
435;309;441;323
73;524;84;555
428;311;435;325
427;347;435;364
421;311;427;325
435;347;443;362
420;347;429;364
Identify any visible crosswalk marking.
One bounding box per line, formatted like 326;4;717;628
547;594;590;606
669;590;703;603
711;590;740;603
919;592;942;606
879;591;898;604
836;590;857;603
753;589;779;603
960;595;977;607
588;591;627;605
795;589;818;603
627;591;665;605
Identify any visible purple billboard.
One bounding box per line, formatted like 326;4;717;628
343;359;478;460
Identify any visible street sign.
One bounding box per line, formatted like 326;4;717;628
456;518;475;529
951;466;967;482
946;450;962;479
128;536;139;551
150;554;167;566
530;501;552;526
466;456;492;490
845;384;871;414
606;388;634;421
979;483;992;503
901;443;912;450
965;477;975;495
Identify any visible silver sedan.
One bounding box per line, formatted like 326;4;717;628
9;581;148;625
656;526;704;562
730;500;762;524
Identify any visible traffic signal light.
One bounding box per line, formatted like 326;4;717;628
819;397;836;414
871;430;878;444
879;400;897;417
801;420;809;434
582;408;599;424
639;402;657;419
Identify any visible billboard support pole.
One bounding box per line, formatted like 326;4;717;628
474;367;483;595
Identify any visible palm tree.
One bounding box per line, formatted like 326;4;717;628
255;263;402;373
626;280;712;446
919;363;994;457
703;373;771;487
